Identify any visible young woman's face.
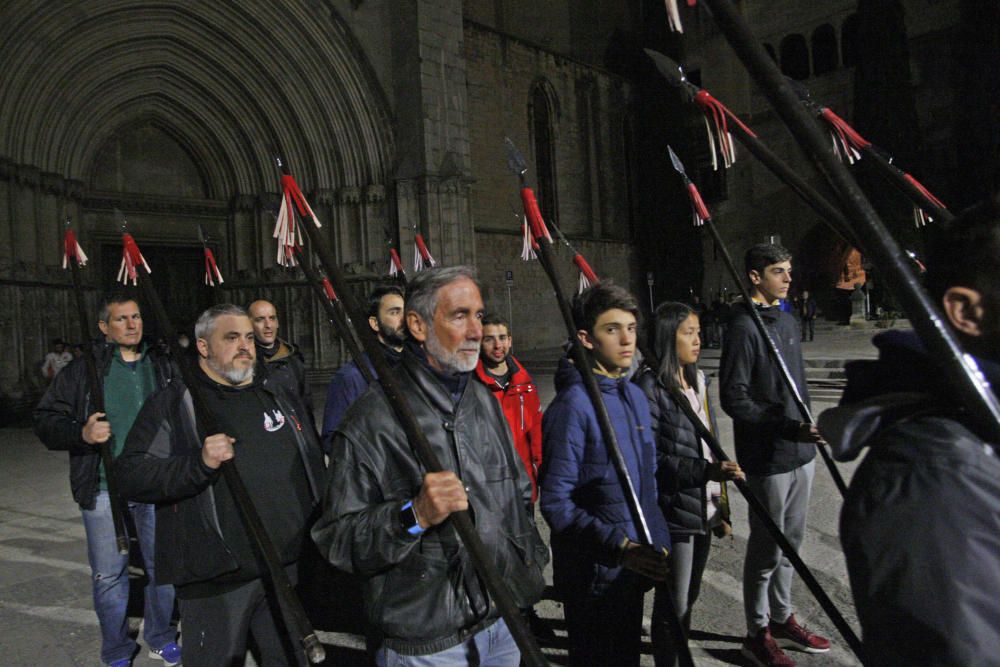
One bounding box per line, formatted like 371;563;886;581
675;313;701;367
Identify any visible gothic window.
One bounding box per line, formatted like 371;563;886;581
530;82;558;225
842;14;860;67
812;24;838;75
780;34;810;81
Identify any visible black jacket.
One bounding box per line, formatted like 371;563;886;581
822;331;1000;666
634;367;723;535
311;348;547;656
719;302;814;475
33;340;175;509
257;338;314;428
114;372;325;588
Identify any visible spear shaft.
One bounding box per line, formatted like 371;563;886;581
130;266;325;664
65;227;129;555
278;162;548;666
702;0;1000;444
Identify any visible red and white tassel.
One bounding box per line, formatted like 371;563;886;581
117;233;151;285
573;254;599;294
413;233;436;272
664;0;697;33
819;108;869;165
685;181;711;227
203;246;224;286
388;248;405;277
520;188;553;245
274;174;322;268
693;90;757;170
520;216;538;261
902;172;947;227
62;229;89;269
321;276;337;301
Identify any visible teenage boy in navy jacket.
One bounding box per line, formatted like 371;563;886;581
540;282;671;667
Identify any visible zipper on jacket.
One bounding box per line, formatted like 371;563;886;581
519;395;525;430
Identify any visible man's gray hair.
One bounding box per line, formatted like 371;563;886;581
98;293;139;323
406;265;480;325
195;304;250;340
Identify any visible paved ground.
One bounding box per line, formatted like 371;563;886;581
0;323;888;665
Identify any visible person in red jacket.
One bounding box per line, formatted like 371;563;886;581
474;313;543;503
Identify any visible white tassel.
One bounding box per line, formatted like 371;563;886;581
520;216;537;261
665;0;684;33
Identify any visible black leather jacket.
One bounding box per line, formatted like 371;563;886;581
311;348;547;656
33;340;175;509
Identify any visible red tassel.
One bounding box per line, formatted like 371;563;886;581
819;108;870;164
686;182;711;226
62;229;89;269
280;175;322;227
519;188;553;243
203;247;224;286
388;248;404;277
693;90;756;169
321;277;337;301
413;233;436;272
573;254;599;287
117;233;150;285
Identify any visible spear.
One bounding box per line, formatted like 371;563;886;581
644;48;864;250
668;146;849;497
273;158;548;667
62;219;129;555
786;78;953;227
117;221;326;664
701;0;1000;444
505;138;695;667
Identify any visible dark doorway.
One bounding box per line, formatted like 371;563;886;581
100;244;215;341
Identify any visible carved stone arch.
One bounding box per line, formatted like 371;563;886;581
527;77;560;225
0;1;394;192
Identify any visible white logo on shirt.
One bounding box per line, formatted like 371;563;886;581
263;409;286;432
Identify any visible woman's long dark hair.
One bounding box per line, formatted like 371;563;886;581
653;301;699;394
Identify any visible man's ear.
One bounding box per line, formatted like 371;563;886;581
97;321;109;337
576;329;594;351
748;269;761;286
942;286;985;337
196;338;210;359
407;311;427;343
368;315;380;335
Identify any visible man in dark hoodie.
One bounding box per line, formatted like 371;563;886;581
321;284;405;450
116;304;325;666
719;243;830;666
249;299;313;427
540;281;671;667
822;200;1000;666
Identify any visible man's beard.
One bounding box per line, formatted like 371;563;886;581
207;355;255;385
425;328;479;374
378;319;406;348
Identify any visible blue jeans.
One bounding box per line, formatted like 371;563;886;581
81;491;176;664
374;619;520;667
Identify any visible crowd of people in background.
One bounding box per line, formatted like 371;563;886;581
31;200;1000;667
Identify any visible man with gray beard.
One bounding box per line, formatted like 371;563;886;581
312;266;547;666
116;304;325;667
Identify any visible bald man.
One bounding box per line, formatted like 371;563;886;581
248;300;314;429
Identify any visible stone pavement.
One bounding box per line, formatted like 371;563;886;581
0;323;889;665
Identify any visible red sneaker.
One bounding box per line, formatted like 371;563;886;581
769;614;831;653
741;627;797;667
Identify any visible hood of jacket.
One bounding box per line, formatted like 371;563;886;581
820;330;1000;461
474;354;531;390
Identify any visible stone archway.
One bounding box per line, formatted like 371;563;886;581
0;1;395;402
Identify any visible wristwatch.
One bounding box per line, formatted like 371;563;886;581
398;500;425;536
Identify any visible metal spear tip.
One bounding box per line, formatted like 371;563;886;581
504;137;528;177
197;224;207;245
667;145;688;175
644;48;686;87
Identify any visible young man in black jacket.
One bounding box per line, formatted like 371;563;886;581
116;304;325;667
311;266;547;666
248;299;314;428
823;201;1000;665
719;244;830;667
34;295;180;667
